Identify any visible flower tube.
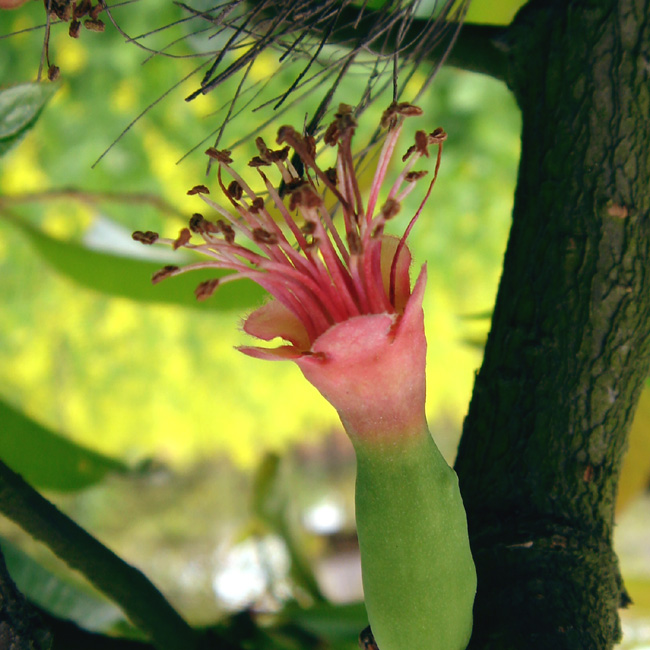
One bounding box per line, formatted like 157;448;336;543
133;103;476;650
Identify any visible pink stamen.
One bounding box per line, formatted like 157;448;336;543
135;103;442;353
365;123;403;223
389;138;444;305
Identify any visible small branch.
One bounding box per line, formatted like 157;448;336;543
0;459;199;650
331;6;509;82
0;188;186;221
443;23;509;81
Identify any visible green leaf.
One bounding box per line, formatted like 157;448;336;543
5;216;266;311
279;601;368;644
0;397;128;492
1;538;127;632
0;82;59;157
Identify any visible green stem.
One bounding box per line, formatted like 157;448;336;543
0;459;199;650
353;432;476;650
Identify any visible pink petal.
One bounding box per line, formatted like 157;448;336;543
243;299;311;349
294;266;428;443
396;264;427;337
379;235;412;313
237;345;304;360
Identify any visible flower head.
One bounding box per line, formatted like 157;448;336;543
133;103;446;441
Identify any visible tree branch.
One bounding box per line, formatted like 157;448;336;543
331;8;509;81
0;459;199;650
443;23;509;81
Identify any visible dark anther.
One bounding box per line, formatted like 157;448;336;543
48;65;60;81
152;265;179;284
380;103;399;130
276;125;299;146
187;184;209;195
84;17;105;32
90;1;104;19
415;130;430;157
289;185;322;211
173;228;192;250
69;20;81;38
347;231;362;255
215;220;235;244
324;122;339;147
205;148;233;164
48;0;72;20
227;180;243;200
189;213;206;233
74;0;91;18
405;170;428;183
396;102;423;117
195;279;220;301
248;156;271;168
429;127;447;143
325;104;357;145
304;135;317;159
253;228;279;245
249;197;265;214
381;198;401;220
325;167;338;186
132;230;159;245
255;137;275;163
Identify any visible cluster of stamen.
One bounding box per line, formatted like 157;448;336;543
132;102;446;348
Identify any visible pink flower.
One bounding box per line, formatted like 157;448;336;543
133;103;446;443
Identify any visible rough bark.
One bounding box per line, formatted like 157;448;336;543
455;1;650;648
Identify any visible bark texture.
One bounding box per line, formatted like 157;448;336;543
455;1;650;648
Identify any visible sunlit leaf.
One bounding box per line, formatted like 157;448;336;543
1;538;126;632
5;216;266;311
0;82;58;157
0;397;128;492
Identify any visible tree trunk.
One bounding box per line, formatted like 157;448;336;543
454;0;650;648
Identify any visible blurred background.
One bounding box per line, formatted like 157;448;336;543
1;0;649;647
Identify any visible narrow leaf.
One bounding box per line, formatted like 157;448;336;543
0;82;59;156
0;397;128;492
1;538;126;632
6;216;266;311
279;601;368;643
